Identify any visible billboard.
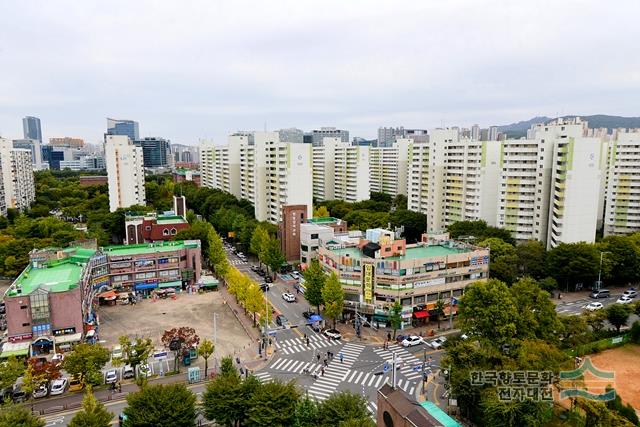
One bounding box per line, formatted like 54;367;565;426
362;263;375;304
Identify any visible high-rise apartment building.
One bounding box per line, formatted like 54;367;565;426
378;127;428;146
312;138;370;202
134;137;172;168
172;144;200;164
310;127;349;146
22;116;42;142
603;130;640;236
104;135;146;212
488;126;499;141
12;139;43;170
471;124;480;141
106;118;139;141
369;138;411;197
0;138;36;212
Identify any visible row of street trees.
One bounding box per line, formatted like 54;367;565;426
303;260;345;328
249;224;285;278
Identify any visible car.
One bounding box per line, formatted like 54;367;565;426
51;353;65;366
429;337;448;349
276;314;288;327
589;289;610;299
323;329;342;340
264;276;273;283
302;311;317;319
395;334;408;343
282;292;296;302
138;364;152;378
250;265;260;272
291;270;300;278
105;369;118;384
260;283;270;292
257;269;266;277
402;335;424;347
50;378;68;396
123;365;135;379
69;376;84;392
623;289;638;298
32;383;49;399
617;296;633;304
585;302;604;311
112;345;123;360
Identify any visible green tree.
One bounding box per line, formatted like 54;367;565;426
313;205;330;218
118;336;154;377
0;356;26;390
479;237;518;284
390;209;427;243
68;386;113;427
605;304;632;333
123;384;197;427
558;314;592;348
246;380;300;426
198;339;214;378
62;343;110;386
208;226;229;277
219;356;239;378
293;396;319;427
600;235;640;285
585;310;608;335
388;301;402;339
303;259;326;313
322;272;345;328
161;327;200;373
458;279;518;347
516;240;546;279
546;242;599;291
510;278;560;342
263;237;285;278
202;368;245;426
316;391;373;427
0;402;45;427
433;299;445;329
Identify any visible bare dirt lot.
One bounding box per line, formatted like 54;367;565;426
97;290;253;359
585;344;640;410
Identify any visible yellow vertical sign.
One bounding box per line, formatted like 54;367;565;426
362;264;374;303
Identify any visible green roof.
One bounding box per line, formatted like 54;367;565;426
420;401;461;426
330;244;470;261
307;217;341;224
7;260;83;297
101;240;200;256
156;215;187;225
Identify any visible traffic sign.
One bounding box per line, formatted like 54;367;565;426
383;362;390;373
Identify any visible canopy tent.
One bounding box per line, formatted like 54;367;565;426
159;280;182;288
309;314;323;323
97;290;117;300
0;341;30;359
412;310;430;319
54;332;82;345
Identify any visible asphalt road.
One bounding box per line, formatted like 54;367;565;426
555;293;633;315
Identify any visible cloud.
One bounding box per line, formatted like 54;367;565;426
0;0;639;143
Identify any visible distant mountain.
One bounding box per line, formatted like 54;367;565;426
498;115;640;138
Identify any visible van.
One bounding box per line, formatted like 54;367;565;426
590;289;610;299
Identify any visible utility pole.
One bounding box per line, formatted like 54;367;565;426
213;313;218;348
392;350;397;389
422;348;426;394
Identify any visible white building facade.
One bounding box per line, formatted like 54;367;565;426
105;135;146;212
312;138;370;202
0;138;36;213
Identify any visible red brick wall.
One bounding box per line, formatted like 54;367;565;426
49;287;83;334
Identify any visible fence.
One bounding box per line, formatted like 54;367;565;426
565;333;631;357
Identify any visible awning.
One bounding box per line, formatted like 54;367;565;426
54;333;82;345
372;314;388;322
135;282;158;290
98;290;117;300
159;280;182;288
0;342;30;359
309;315;323;323
412;310;430;319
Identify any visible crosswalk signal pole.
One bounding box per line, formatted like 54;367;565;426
392;351;397;389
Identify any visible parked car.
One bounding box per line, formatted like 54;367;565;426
585;302;604;311
264;276;273;283
282;292;296;303
395;334;408;343
50;378;69;396
589;289;610;299
429;337;448;349
623;289;638;299
616;296;633;304
69;376;84;392
51;353;65;366
32;383;49;399
260;283;271;292
123;365;135;379
402;335;424;347
250;265;260;273
112;345;123;360
105;369;118;384
276;315;288;327
302;311;317;319
138;364;152;378
323;329;342;340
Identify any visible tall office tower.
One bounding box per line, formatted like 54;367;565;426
312;137;370;202
105;135;146;212
134;137;171;168
172;143;200;164
278;128;304;144
0;138;36;212
311;127;349;146
378;127;405;147
488;126;499;141
22;116;42;142
479;129;489;141
471;124;480;141
603;131;640;236
369;138;411;197
12;139;43;170
106;118;140;141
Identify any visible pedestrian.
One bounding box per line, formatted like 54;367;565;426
321;366;325;376
339;352;344;363
317;353;321;363
118;382;122;393
323;357;328;367
306;337;310;347
387;332;391;342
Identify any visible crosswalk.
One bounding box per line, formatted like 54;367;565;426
367;401;378;418
344;369;386;389
372;344;424;381
229;259;246;265
253;371;273;383
307;342;366;401
275;332;337;355
269;358;324;375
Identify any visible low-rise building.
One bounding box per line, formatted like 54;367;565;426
125;196;189;244
173;169;201;187
300;217;349;265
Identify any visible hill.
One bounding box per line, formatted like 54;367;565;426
498;115;640;138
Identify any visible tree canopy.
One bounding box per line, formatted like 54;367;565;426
123;383;197;427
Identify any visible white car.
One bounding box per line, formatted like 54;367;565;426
49;378;68;396
123;365;135;379
105;369;118;384
617;296;633;305
112;345;123;360
401;335;424;347
585;302;604;311
32;383;49;399
429;337;448;349
623;289;638;299
323;329;342;340
282;292;296;303
51;353;65;366
138;364;152;378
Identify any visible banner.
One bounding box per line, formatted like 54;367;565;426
362;264;375;304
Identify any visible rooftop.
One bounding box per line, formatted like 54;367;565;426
156;215;188;225
7;260;84;297
307;217;342;224
101;240;200;256
330;243;471;261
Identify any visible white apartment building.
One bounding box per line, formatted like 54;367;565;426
369;138;410;197
199;143;216;189
604;131;640;236
312;138;370;202
0;137;36;213
104;135;146;212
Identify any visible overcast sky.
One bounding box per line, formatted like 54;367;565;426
1;1;639;145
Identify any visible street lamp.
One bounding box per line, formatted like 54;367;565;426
596;251;611;291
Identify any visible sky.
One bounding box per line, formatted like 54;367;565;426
0;1;639;145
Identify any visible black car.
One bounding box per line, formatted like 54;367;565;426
276;315;288;327
264;276;273;283
250;265;260;272
302;311;317;320
260;283;270;292
257;269;266;277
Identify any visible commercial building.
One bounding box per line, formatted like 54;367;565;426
125;197;190;244
22;116;42;142
312;138;370;202
0;138;36;212
2;239;201;350
604;131;640;236
299;217;349;265
316;230;489;325
105;135;146;212
378;127;428;146
278;205;309;262
310;127;349;146
376;384;458;427
369;138;411;197
134;137;172;168
12;138;43;170
106;118;139;141
173;169;201;187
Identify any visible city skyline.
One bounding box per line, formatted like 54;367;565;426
1;1;639;144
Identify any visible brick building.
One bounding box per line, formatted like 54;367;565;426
278;205;308;262
125;196;189;244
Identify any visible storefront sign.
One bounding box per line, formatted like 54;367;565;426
110;256;132;262
53;327;76;336
9;333;33;342
362;264;375;304
413;277;446;288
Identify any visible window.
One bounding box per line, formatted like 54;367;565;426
30;293;50;323
301;257;307;263
145;226;151;231
301;245;309;252
171;228;177;235
163;228;169;236
385;247;391;252
310;234;318;239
